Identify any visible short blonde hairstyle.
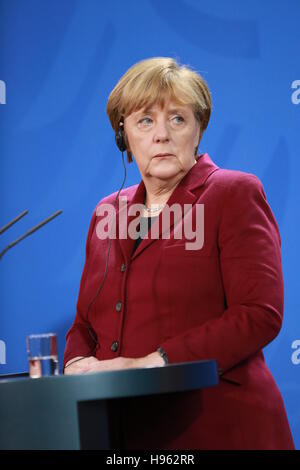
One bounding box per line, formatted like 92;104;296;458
106;57;212;163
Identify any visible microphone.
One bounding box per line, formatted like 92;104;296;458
0;210;63;260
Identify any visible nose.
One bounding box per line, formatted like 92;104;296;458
153;117;170;143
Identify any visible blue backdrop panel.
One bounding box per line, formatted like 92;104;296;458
0;0;299;448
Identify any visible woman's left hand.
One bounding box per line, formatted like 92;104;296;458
67;352;165;375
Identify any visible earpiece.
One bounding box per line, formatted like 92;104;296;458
85;120;128;352
115;121;127;152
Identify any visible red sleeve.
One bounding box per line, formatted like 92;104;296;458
160;175;284;376
63;208;97;370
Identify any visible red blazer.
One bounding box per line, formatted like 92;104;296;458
64;154;295;450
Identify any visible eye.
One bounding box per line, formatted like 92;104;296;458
172;115;185;124
138;117;153;126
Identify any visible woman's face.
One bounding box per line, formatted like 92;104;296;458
124;98;200;182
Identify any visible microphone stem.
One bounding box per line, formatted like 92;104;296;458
0;210;62;260
0;210;29;235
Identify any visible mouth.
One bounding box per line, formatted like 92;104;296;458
153;153;175;158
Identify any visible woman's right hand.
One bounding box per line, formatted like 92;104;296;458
64;356;100;375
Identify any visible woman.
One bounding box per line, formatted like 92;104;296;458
63;57;295;450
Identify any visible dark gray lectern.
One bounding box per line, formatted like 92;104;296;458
0;360;218;450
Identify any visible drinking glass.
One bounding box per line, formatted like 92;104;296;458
26;333;59;378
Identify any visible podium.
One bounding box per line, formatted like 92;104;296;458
0;360;218;450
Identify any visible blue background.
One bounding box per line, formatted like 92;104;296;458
0;0;299;448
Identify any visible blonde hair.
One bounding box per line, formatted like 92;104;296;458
106;57;212;163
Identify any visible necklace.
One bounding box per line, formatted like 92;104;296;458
144;203;165;213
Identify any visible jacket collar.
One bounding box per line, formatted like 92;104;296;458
179;152;219;192
116;153;219;261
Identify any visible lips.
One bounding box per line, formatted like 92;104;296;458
154;153;174;158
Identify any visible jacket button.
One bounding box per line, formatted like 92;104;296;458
115;301;122;312
111;341;119;352
121;262;126;272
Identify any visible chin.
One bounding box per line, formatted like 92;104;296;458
150;160;180;179
150;168;179;180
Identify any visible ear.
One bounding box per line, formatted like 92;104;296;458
123;121;131;150
123;124;133;163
